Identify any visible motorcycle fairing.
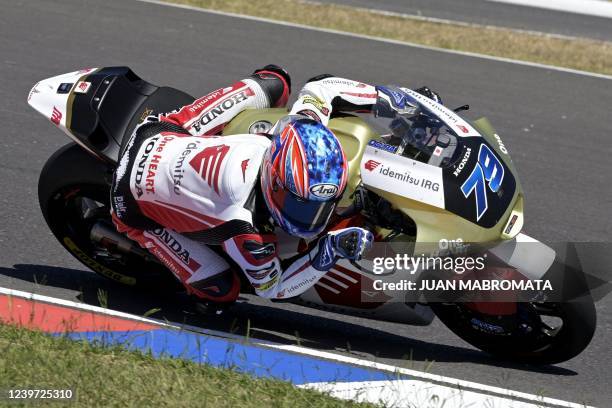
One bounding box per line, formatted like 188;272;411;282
395;88;519;229
296;258;436;325
361;145;446;209
28;67;195;164
359;88;520;231
361;136;517;230
442;137;517;228
27;68;101;158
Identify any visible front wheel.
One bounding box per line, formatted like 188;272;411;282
38;143;180;289
431;299;596;364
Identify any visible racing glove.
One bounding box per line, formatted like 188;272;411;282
311;227;374;271
375;85;444;118
253;64;291;89
414;86;443;104
251;64;292;108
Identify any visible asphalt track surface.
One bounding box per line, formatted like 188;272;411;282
1;0;611;406
315;0;612;41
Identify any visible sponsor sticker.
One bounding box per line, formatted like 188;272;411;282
453;147;472;177
309;183;339;199
189;144;230;195
504;214;518;235
364;159;381;172
189;90;222;113
301;95;329;116
457;125;469;134
191;88;254;133
361;146;445;209
74;81;91;94
367;139;397;154
134;136;161;197
113;195;127;218
50;106;62;126
57;83;73;94
150;228;201;271
320;78;368;88
494;133;508;154
172;141;199;195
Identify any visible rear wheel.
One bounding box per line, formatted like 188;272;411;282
431;299;596;364
38;143;180;289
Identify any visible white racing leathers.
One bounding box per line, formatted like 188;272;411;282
289;75;378;125
111;72;378;302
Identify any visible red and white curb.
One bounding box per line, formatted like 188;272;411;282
0;286;592;408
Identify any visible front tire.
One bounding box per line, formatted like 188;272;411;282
38;143;179;289
431;298;596;364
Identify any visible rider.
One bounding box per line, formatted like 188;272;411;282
110;64;440;306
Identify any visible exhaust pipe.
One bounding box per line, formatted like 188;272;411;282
90;222;152;260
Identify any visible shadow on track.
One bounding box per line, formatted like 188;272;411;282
0;263;578;375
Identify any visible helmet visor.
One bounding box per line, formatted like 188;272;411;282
269;184;336;236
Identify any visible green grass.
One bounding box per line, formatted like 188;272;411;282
0;323;375;407
166;0;612;75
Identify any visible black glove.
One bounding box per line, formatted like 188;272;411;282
253;64;291;90
251;64;292;108
414;86;443;104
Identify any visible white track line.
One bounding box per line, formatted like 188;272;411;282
488;0;612;19
0;286;591;408
272;344;592;408
135;0;612;81
300;380;571;408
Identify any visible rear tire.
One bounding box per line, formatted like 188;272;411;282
38;143;180;289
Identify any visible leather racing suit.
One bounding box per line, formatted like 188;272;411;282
110;68;406;304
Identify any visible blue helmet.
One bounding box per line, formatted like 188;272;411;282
261;117;348;238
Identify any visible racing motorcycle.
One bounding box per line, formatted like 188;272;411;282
28;67;596;364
